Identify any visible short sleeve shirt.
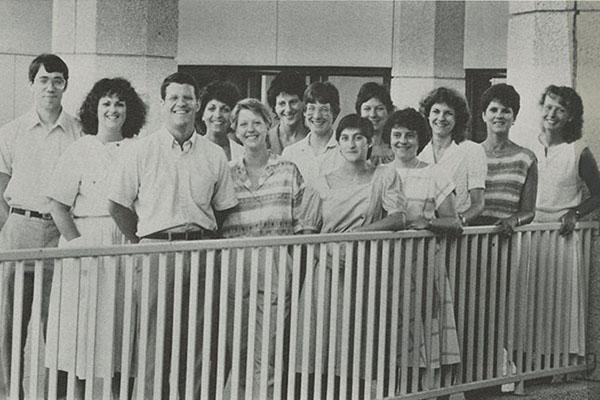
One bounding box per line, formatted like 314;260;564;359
281;132;344;194
419;140;486;214
0;109;82;213
108;128;238;237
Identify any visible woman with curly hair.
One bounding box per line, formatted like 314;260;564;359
44;77;146;397
198;80;243;161
418;87;486;226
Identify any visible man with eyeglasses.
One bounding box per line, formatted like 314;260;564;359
282;81;344;194
0;54;81;397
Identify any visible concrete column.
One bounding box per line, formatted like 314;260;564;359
507;1;600;384
51;0;178;134
390;0;466;109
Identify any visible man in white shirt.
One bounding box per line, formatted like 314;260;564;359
282;81;344;194
109;72;238;398
0;54;81;398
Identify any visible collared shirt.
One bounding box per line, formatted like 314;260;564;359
281;132;344;194
108;128;238;237
221;153;321;238
0;109;82;213
418;140;487;214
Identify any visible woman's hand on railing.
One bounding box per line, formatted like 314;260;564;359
496;216;518;237
559;209;578;236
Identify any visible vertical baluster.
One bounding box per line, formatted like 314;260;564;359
299;244;315;400
244;248;260;400
66;258;82;400
398;239;413;395
445;237;458;388
496;236;509;378
9;261;25;399
101;256;117;400
553;237;565;368
339;243;354;400
436;237;447;389
351;241;366;399
535;232;547;371
119;255;136;400
411;239;424;394
28;259;44;399
197;250;212;399
313;244;328;398
273;246;288;399
376;240;390;398
167;252;184;400
487;235;499;379
387;240;402;398
506;233;522;377
455;237;468;384
423;238;435;390
258;247;274;399
363;240;379;399
286;245;302;400
476;235;488;382
152;253;168;399
466;235;478;382
326;243;340;400
215;249;230;400
563;235;575;364
545;232;557;369
84;257;99;400
230;248;246;400
47;259;62;400
523;232;536;375
136;255;151;400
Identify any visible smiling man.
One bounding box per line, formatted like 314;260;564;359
281;81;344;194
108;72;237;398
0;53;81;397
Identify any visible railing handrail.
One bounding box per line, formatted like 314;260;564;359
0;221;597;261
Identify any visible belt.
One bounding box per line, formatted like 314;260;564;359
10;207;53;221
142;230;215;241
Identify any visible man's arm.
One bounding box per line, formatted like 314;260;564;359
108;200;139;243
0;172;11;228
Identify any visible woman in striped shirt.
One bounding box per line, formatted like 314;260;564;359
473;83;538;235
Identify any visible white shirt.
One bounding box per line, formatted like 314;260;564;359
419;140;486;214
108;128;238;237
0;109;82;213
281;132;344;194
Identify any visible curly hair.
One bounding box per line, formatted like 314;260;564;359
539;85;583;143
267;71;306;112
78;78;146;137
480;83;521;118
419;87;471;144
382;108;430;153
231;98;273;132
355;82;394;115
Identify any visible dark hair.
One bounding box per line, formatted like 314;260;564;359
29;53;69;83
539;85;583;142
304;81;340;118
480;83;521;119
199;80;242;117
419;87;470;143
267;71;306;111
355;82;393;114
335;114;374;142
78;78;147;137
160;72;199;100
383;108;430;153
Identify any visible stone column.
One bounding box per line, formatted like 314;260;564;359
51;0;178;134
507;0;600;385
390;0;466;109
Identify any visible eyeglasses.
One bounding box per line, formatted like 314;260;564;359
306;104;332;115
35;77;66;90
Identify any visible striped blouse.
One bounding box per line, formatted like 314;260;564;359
221;153;322;238
481;144;537;219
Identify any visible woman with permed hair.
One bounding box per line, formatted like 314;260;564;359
531;85;600;364
418;87;486;226
198;80;243;161
355;81;395;166
44;77;146;397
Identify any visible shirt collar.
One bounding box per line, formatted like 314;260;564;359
25;108;69;132
305;131;338;150
231;152;280;190
160;127;198;152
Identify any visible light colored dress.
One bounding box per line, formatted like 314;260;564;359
45;135;133;378
296;163;406;376
532;138;586;356
394;164;461;368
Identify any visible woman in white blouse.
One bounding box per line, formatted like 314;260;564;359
45;78;146;397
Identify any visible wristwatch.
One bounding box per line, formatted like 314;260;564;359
573;208;582;219
459;214;467;226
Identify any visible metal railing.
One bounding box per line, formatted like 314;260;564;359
0;222;596;400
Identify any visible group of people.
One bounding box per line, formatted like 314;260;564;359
0;53;599;399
